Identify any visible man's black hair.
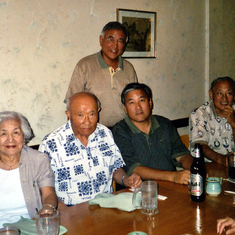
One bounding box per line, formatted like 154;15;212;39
121;83;152;104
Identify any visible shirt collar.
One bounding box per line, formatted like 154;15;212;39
210;101;219;118
124;115;160;135
67;120;76;136
97;50;123;69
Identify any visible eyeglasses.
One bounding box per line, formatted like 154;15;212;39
213;92;234;98
103;37;126;45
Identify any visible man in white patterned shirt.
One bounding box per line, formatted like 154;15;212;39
39;92;141;206
190;77;235;165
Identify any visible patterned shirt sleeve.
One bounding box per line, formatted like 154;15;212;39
190;107;210;149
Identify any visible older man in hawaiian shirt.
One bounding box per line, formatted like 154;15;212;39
190;76;235;165
39;92;141;206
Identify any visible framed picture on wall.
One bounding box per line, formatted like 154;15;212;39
117;8;156;58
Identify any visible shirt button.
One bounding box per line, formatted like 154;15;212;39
26;198;29;202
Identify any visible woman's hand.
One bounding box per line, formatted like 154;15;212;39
217;217;235;234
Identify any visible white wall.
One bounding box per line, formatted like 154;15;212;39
0;0;228;145
209;0;235;84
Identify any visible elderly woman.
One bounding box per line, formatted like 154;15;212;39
0;111;57;228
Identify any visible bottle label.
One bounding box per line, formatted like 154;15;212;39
194;149;200;158
191;174;203;196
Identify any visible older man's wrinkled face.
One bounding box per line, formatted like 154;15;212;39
0;119;24;159
66;93;100;141
209;81;234;116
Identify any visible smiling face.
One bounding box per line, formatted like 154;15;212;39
123;89;152;125
99;29;126;66
66;93;100;144
0;119;24;159
209;80;234;116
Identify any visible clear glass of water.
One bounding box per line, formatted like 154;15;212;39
132;180;158;216
35;209;60;235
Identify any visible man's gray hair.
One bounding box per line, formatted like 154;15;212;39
100;21;128;42
210;76;235;92
66;92;101;111
0;111;34;144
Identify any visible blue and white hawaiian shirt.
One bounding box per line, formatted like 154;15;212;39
189;101;235;161
39;121;125;205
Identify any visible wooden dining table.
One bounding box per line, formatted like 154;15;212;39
58;163;235;235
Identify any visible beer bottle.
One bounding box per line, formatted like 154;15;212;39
190;143;206;202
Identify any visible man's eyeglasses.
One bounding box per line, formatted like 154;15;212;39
103;37;126;45
213;92;234;98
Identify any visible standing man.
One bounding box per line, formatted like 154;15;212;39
64;21;138;128
190;76;235;165
40;92;141;206
112;83;193;185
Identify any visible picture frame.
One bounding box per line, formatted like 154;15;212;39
117;8;156;58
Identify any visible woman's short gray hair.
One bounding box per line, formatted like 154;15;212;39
0;111;34;144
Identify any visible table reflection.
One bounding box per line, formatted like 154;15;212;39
196;206;202;234
132;215;156;235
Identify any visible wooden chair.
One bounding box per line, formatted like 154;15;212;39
180;134;189;148
112;180;116;192
171;117;189;149
171;117;189;129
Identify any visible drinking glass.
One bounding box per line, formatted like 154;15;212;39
132;180;158;216
35;208;60;235
0;226;19;235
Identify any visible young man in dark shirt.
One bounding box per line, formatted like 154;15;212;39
112;83;193;185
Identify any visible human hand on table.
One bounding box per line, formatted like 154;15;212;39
217;217;235;234
125;173;142;188
173;170;191;185
38;204;56;215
